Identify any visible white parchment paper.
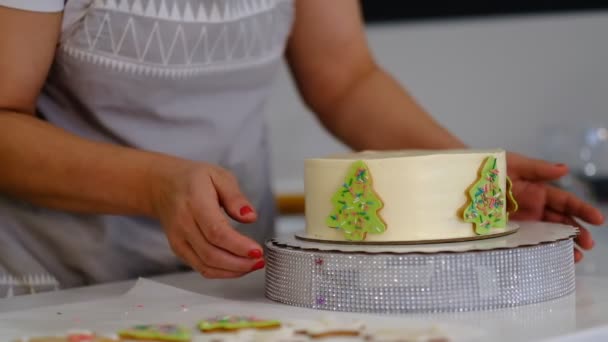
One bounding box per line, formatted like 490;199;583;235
0;278;485;341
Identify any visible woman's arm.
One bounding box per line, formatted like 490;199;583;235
285;1;466;150
286;1;603;262
0;7;263;277
0;7;167;216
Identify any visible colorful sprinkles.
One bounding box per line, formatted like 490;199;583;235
198;315;281;332
326;160;386;241
118;324;191;342
463;156;507;234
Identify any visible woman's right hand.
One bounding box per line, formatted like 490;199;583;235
152;161;266;279
0;6;263;280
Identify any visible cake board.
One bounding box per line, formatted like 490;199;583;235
294;223;520;245
264;221;577;314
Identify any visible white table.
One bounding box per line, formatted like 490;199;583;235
2;213;607;342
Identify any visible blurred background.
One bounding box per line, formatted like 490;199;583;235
266;1;608;220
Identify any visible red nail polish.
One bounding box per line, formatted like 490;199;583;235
251;260;265;271
240;205;253;216
248;249;262;259
555;163;566;167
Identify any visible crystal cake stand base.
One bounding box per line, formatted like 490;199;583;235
264;222;577;314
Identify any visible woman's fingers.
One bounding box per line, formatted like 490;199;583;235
574;247;584;263
171;240;243;279
184;219;264;273
543;208;594;250
545;185;604;226
192;190;263;259
211;168;257;223
507;153;568;181
572;220;594;251
159;163;265;279
169;239;245;278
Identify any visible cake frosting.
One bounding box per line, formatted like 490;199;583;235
304;149;516;243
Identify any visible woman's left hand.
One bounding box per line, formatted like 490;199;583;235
506;152;605;262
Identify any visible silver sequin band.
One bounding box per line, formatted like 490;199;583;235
265;235;575;314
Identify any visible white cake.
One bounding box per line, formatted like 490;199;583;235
304;149;517;243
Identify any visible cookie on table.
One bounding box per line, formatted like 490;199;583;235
117;324;191;342
198;315;281;333
248;327;310;342
16;330;118;342
287;318;365;339
193;327;307;342
363;325;450;342
191;331;253;342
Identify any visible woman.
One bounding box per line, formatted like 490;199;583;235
0;1;602;296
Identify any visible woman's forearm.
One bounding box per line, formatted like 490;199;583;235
0;112;176;217
319;66;467;151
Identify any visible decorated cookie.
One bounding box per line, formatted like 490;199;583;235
363;325;450;342
95;337;118;342
198;315;281;333
192;330;254;342
287;317;365;338
67;330;117;342
193;327;306;342
326;160;386;241
16;331;118;342
118;324;191;341
505;176;518;214
462;156;507;234
248;327;308;342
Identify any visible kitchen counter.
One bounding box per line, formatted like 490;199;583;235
1;208;607;341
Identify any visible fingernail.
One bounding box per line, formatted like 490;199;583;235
555;163;567;167
251;260;265;271
248;249;262;259
240;205;253;216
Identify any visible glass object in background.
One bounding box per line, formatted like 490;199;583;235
578;126;608;202
542;123;608;203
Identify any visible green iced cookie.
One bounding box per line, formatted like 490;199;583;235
118;324;191;341
198;315;281;332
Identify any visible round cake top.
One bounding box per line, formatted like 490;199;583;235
308;148;506;161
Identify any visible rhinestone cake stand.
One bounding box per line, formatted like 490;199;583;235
264;222;577;314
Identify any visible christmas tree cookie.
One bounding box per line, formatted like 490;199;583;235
326;160;386;241
287;317;365;338
506;176;519;214
463;156;508;234
198;315;281;333
117;324;191;341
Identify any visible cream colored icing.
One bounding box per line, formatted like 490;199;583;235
304;149;508;242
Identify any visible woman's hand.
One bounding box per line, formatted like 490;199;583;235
507;152;605;262
153;161;265;279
